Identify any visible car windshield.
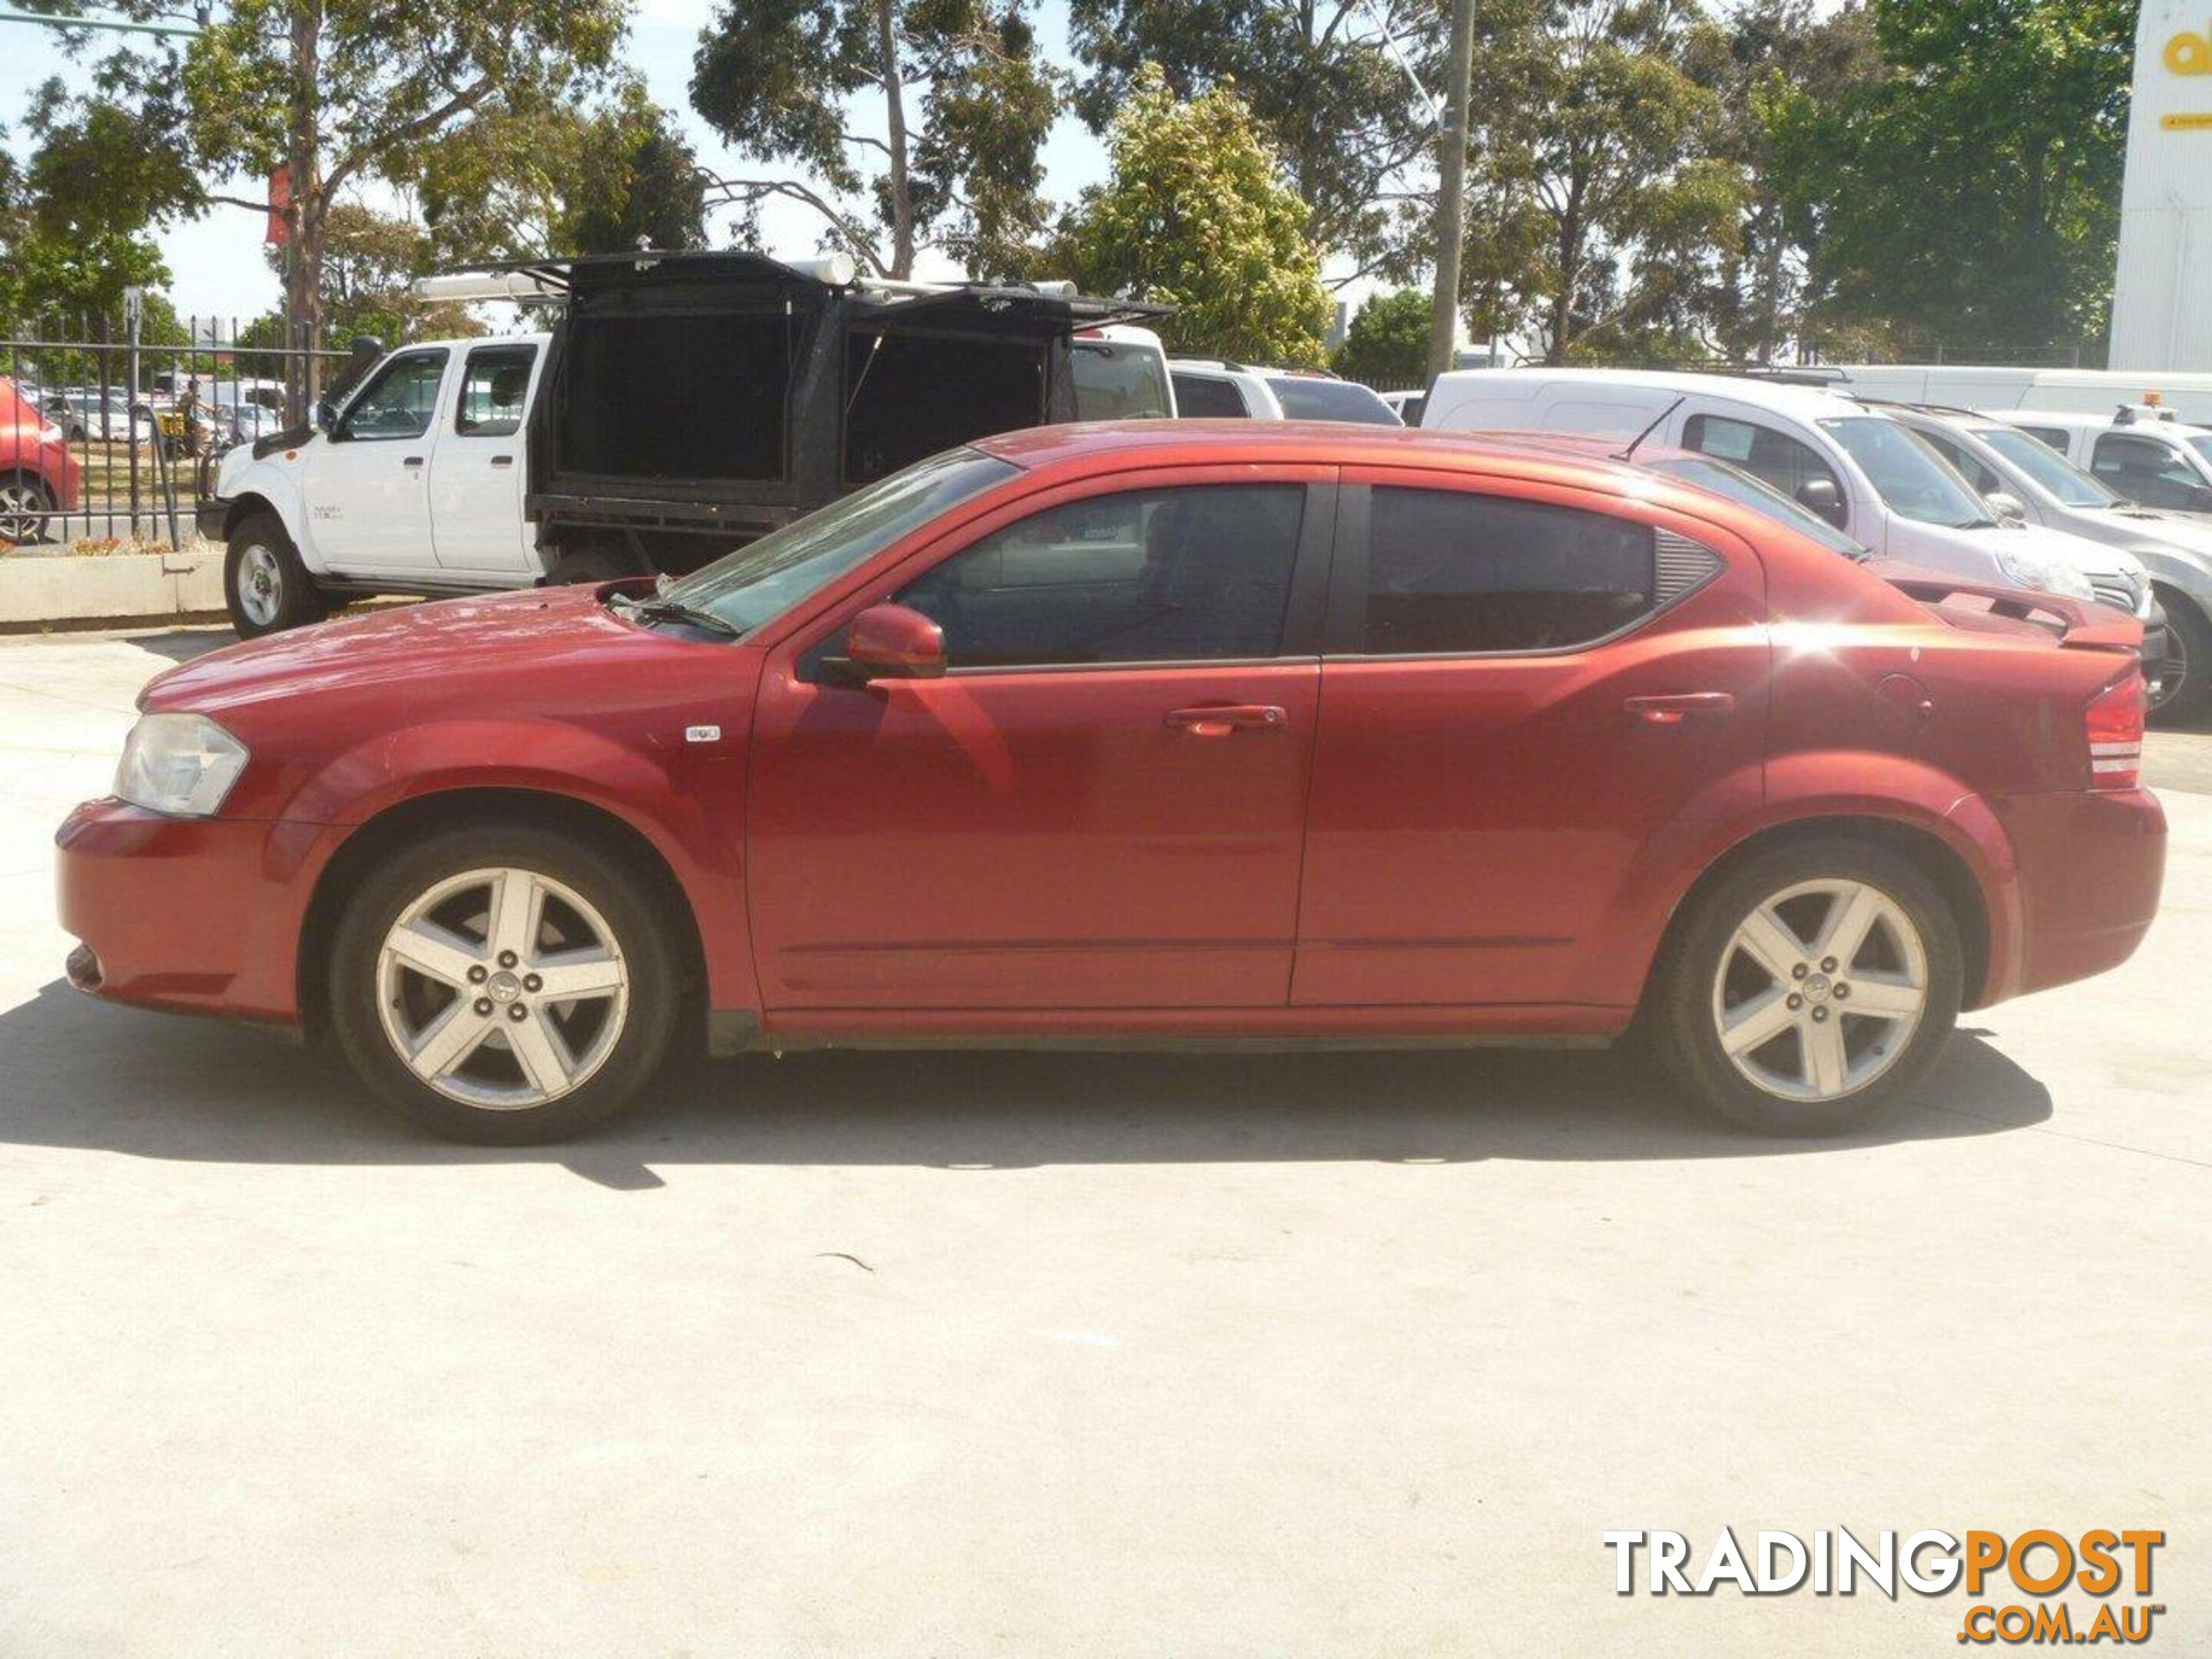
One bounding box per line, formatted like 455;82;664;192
1267;377;1402;425
1819;416;1994;528
1647;455;1869;558
2188;435;2212;469
1975;425;2119;508
664;446;1020;635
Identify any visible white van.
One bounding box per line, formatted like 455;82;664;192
1420;369;2144;613
1833;363;2212;428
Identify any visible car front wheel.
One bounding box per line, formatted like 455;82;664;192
0;472;54;544
1651;839;1962;1135
224;512;332;637
329;825;683;1143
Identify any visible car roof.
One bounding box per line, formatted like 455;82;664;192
1429;366;1866;421
2001;406;2212;436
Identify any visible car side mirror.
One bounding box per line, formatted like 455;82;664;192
1795;476;1847;528
838;603;945;682
1985;490;2028;525
313;397;337;435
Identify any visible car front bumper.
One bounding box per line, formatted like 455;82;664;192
194;495;230;544
55;798;343;1025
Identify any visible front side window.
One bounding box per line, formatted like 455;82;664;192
2019;427;2071;454
1359;488;1661;655
1172;374;1250;419
895;485;1306;668
1684;413;1840;503
337;351;448;442
1819;416;1992;528
456;344;537;436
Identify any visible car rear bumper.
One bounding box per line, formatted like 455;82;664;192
1977;787;2167;1005
55;799;339;1025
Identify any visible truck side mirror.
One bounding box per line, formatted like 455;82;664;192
1795;476;1847;528
313;397;336;434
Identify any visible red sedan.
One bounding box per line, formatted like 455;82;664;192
56;423;2165;1142
2;376;81;544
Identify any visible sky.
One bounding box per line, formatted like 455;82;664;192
2;0;1121;323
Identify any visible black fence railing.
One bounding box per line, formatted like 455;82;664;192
2;316;352;550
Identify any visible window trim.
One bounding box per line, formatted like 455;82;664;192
790;471;1342;683
333;347;449;443
1321;478;1728;663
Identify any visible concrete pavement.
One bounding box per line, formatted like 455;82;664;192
0;628;2204;1657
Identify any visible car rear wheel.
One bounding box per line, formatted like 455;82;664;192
1651;839;1962;1136
224;512;330;637
329;825;683;1143
0;472;54;544
2149;587;2212;724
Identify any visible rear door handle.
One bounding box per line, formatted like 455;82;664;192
489;455;515;468
1624;691;1736;726
402;455;426;469
1166;704;1287;737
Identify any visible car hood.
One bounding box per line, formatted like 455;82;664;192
2106;506;2212;558
1994;522;2141;578
144;584;680;718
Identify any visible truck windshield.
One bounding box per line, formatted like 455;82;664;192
1071;341;1173;419
666;447;1020;635
1819;416;1994;528
1975;426;2120;508
1646;455;1869;558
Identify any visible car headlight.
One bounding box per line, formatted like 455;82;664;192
1993;545;2095;601
113;714;250;816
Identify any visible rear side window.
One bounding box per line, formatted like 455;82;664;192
2019;426;2070;454
896;484;1305;667
1684;413;1840;502
1173;373;1250;418
1358;488;1701;656
455;343;537;437
1920;431;2002;495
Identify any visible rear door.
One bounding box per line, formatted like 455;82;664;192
1292;471;1770;1009
429;340;541;573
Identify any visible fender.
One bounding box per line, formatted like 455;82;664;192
290;715;757;1012
2137;547;2212;618
212;442;311;554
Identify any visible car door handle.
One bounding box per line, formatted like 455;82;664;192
1624;691;1736;726
402;455;426;469
1165;704;1287;737
489;455;515;468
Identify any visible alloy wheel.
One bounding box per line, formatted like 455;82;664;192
237;544;284;627
376;866;631;1110
0;479;45;542
2152;622;2188;714
1710;878;1929;1104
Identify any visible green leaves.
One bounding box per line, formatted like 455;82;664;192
1330;288;1432;387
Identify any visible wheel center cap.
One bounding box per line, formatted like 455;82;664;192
486;970;522;1004
1803;972;1833;1002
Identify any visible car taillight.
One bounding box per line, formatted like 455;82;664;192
2085;674;2144;790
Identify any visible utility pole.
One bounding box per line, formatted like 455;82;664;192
1428;0;1478;382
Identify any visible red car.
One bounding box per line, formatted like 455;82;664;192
56;423;2165;1142
1;376;81;544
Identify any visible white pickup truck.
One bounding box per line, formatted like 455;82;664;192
199;333;551;633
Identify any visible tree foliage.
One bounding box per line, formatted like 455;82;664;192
690;0;1059;278
257;203;478;346
1330;288;1432;387
1057;69;1332;363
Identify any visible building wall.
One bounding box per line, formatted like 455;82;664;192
2112;1;2212;371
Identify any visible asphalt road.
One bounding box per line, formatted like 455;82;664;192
0;628;2205;1657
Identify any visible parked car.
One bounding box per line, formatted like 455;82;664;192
63;422;2163;1144
1379;389;1427;425
1877;403;2212;718
1422;369;2148;619
1168;359;1286;419
1259;370;1403;426
41;387;156;445
1992;406;2212;515
199;253;1163;637
1;376;82;544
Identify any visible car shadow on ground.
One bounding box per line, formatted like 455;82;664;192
0;981;2054;1186
121;627;233;665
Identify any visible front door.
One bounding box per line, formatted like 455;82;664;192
747;472;1334;1008
301;347;448;572
430;340;541;573
1293;473;1770;1008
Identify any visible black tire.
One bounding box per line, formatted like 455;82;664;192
0;472;54;545
224;511;330;637
545;545;647;584
1647;838;1963;1137
2149;587;2212;725
328;823;684;1144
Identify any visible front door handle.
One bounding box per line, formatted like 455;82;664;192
1624;691;1736;726
489;455;515;468
1166;704;1287;738
402;455;426;469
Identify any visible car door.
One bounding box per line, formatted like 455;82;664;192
299;347;447;571
746;469;1335;1009
429;340;541;573
1292;472;1769;1008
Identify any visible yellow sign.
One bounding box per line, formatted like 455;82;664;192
2167;28;2212;75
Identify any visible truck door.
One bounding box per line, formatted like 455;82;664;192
298;347;446;572
429;341;541;573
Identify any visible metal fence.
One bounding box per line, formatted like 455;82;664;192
2;314;353;551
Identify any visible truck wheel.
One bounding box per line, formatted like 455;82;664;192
2150;587;2212;724
545;546;647;584
1648;839;1962;1137
327;823;683;1144
0;472;54;544
224;512;330;637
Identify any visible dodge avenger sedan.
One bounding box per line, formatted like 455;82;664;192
58;422;2166;1142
